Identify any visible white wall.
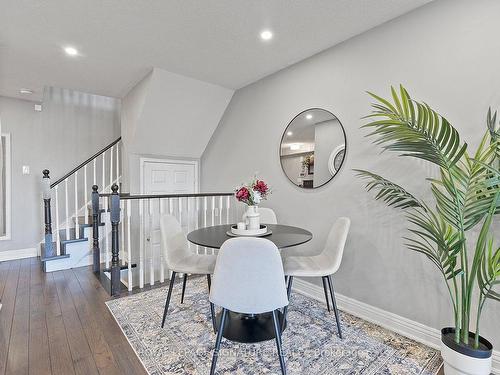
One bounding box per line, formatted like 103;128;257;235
121;68;234;193
201;0;500;347
0;94;120;254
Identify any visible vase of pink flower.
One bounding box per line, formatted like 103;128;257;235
234;177;271;230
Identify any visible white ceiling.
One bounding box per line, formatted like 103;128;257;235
0;0;433;101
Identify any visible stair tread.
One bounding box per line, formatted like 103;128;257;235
101;262;137;273
40;242;70;261
74;216;106;225
59;228;87;242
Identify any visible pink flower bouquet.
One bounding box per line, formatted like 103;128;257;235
234;177;271;206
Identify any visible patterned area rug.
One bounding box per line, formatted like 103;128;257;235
106;277;442;375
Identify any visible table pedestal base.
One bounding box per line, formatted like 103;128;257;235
215;311;286;343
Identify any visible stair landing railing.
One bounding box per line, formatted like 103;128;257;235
42;137;122;258
92;184;240;296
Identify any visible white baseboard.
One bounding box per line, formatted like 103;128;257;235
293;278;500;374
0;247;37;262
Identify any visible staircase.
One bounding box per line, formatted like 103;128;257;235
41;137;121;272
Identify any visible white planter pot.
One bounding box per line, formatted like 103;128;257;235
441;328;492;375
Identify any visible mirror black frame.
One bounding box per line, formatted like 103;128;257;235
279;108;347;189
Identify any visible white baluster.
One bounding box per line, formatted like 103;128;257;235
84;165;88;225
139;199;144;289
178;197;182;229
104;197;110;269
121;200;125;266
149;199;154;286
93;158;97;186
219;196;223;225
127;200;132;291
65;179;69;239
159;198;165;283
110;145;114;186
194;197;200;254
211;196;215;225
74;171;79;239
116;143;120;184
203;196;208;254
55;186;61;255
102;151;106;192
187;197;191;250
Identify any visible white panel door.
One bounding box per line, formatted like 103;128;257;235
142;160;198;284
144;161;197;195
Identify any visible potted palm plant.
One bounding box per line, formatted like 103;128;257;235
356;85;499;375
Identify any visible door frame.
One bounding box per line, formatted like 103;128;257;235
0;133;11;241
139;157;200;195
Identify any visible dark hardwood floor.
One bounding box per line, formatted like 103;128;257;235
0;257;147;375
0;257;445;375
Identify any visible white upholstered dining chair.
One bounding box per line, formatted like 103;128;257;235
243;207;277;224
209;237;289;375
282;217;350;339
159;214;217;329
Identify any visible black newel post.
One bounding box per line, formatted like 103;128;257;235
92;185;100;273
110;184;121;296
42;169;55;258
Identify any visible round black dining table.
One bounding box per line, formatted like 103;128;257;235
187;224;312;343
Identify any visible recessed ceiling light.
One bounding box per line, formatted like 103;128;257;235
19;88;33;95
64;46;79;56
287;131;293;136
260;30;273;41
306;113;313;120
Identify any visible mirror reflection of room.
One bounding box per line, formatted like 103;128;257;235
280;108;346;189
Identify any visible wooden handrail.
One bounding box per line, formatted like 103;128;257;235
50;137;121;188
99;192;233;199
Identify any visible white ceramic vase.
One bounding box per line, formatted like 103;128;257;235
440;328;492;375
245;205;260;230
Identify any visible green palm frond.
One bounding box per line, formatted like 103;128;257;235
364;85;467;169
478;239;500;302
354;169;425;210
405;209;463;280
487;107;500;166
431;136;500;230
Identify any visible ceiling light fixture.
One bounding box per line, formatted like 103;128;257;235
306;113;313;120
19;88;33;95
260;30;273;41
64;46;79;56
287;131;293;136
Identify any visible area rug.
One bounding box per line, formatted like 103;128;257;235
106;277;442;375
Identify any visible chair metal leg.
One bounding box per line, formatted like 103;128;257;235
207;274;211;291
281;276;293;332
210;308;228;375
272;310;287;375
161;271;177;328
322;276;331;312
181;274;188;304
210;302;217;334
327;275;343;339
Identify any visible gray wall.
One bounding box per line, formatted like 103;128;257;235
201;0;500;346
0;95;120;253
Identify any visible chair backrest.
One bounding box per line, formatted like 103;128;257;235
322;217;351;274
242;207;277;224
159;214;190;268
209;237;288;314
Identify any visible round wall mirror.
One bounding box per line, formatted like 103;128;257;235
280;108;346;189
